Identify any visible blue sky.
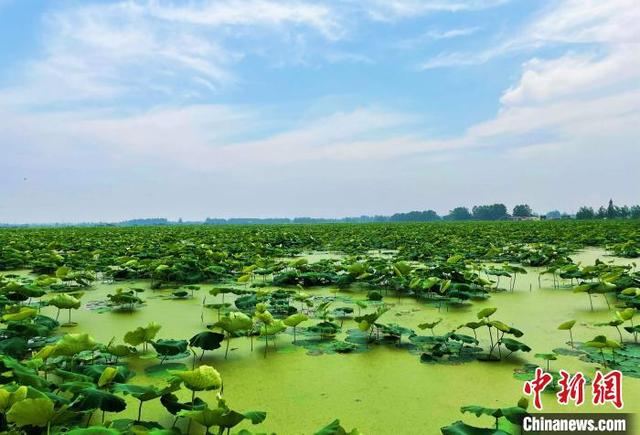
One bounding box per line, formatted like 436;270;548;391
0;0;638;222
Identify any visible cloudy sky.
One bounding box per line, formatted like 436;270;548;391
0;0;638;223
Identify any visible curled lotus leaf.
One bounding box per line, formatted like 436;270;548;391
170;365;222;391
213;311;253;333
2;306;38;322
124;322;162;347
283;312;308;328
51;333;97;357
189;331;225;351
6;397;55;427
98;366;119;387
557;320;576;330
476;307;497;319
48;293;82;310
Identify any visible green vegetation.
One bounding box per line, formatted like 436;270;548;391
1;219;639;433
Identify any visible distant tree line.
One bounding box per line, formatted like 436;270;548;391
576;199;640;220
4;200;639;228
201;203;536;224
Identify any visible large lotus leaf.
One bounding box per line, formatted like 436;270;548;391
55;367;94;384
98;366;119;387
51;333;96;357
463;321;485;330
418;319;442;330
106;343;136;358
2;306;38;322
145;363;188;378
500;406;528;425
441;420;510;435
489;320;512;333
624;325;640;334
584;335;620;349
283;312;308;327
179;407;232;429
0;337;28;358
448;333;479;345
378;323;414;337
393;261;412;277
0;388;10;412
59;381;97;394
189;331;225;350
594;281;617;293
595;319;624;327
557;320;576;330
6;397;55;427
314;419;362;435
7;316;58;339
0;386;27;412
124;322;161;346
477;308;497;319
617;308;636;321
83;364;134;384
573;283;595;293
179;405;266;430
308;321;341;336
152;339;188;356
71;387;127;413
500;338;531;353
170;365;222;391
260;319;286;336
112;381;179;401
213;311;253;333
48;293;81;310
160;393;206;415
243;411;267;425
535;353;557;361
460;405;500;418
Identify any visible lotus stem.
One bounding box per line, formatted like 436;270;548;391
569;329;574;348
264;334;268;358
187;390;196;433
615;326;623;343
137;400;143;421
225;334;230;359
487;326;494;358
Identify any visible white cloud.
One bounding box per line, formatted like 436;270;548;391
1;0;345;107
147;0;341;39
420;0;640;69
526;0;640;44
362;0;509;21
500;46;640;106
426;27;480;39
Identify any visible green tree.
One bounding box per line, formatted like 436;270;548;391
606;199;617;219
512;204;533;218
445;207;472;221
576;206;595;219
472;204;508;220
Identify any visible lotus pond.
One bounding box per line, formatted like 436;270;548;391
1;221;639;434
